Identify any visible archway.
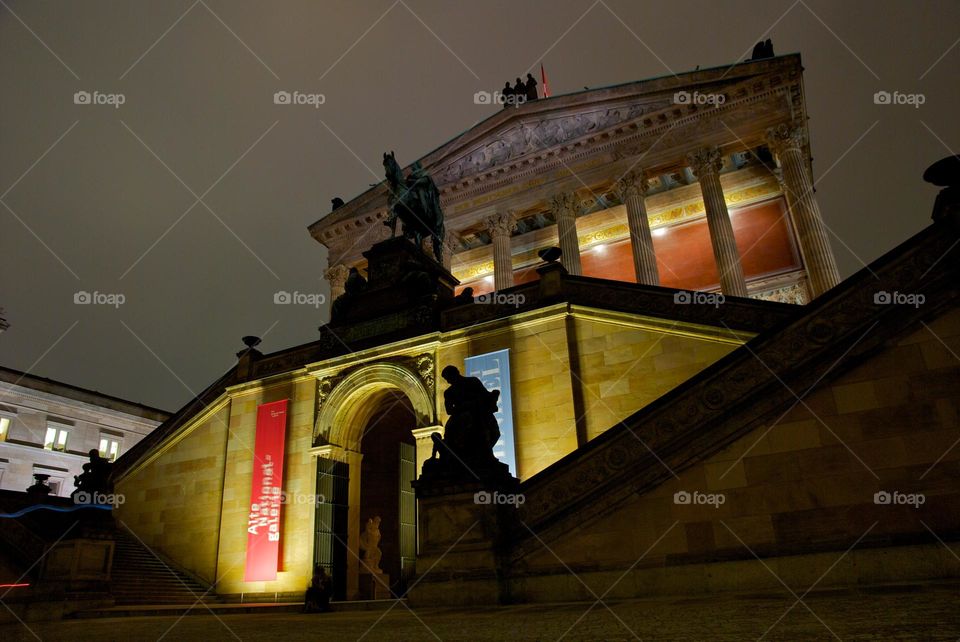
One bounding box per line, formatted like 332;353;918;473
310;361;435;600
358;391;416;595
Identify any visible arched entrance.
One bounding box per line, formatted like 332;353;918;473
311;361;436;600
359;391;416;595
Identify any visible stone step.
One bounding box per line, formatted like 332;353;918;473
109;529;220;605
72;599;400;619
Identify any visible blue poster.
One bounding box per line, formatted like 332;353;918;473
464;349;516;475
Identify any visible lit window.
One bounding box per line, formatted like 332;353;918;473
0;416;10;441
44;423;70;452
99;435;121;462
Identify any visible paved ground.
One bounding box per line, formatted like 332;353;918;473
3;584;959;641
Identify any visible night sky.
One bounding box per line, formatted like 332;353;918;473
1;0;958;413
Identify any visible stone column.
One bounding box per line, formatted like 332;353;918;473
325;264;350;300
549;192;583;275
687;147;748;297
616;170;660;286
485;210;517;290
440;231;460;271
766;123;841;298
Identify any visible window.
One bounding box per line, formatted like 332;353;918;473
0;416;10;442
44;422;70;452
99;434;121;462
47;478;63;496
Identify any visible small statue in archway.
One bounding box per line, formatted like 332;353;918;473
359;516;383;574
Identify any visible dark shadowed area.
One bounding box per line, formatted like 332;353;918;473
1;0;958;411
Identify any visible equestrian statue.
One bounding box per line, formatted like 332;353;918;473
382;151;445;264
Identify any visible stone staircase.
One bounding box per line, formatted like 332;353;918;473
111;529;219;605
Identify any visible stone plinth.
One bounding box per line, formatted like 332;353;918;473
359;571;391;599
328;237;460;328
408;473;520;606
42;538;115;591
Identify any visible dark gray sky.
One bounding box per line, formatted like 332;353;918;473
1;0;958;413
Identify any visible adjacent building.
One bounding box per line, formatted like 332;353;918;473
0;366;169;496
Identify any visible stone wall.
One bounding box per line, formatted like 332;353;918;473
115;375;318;595
507;307;960;601
115;404;231;584
211;376;317;596
437;306;741;480
438;310;580;480
570;313;740;442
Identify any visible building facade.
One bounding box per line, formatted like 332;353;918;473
315;54;837;305
0;367;169;496
111;54;960;604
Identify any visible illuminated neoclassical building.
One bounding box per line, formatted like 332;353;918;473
315;54;838;305
113;54;960;605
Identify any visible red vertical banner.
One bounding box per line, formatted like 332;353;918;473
244;399;288;582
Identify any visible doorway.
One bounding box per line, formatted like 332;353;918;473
358;391;417;596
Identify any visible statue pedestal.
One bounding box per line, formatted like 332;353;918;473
359;571;391;600
408;473;520;606
328;237;460;328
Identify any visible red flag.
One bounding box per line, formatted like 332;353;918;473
540;63;550;98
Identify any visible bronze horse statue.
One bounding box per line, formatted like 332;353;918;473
382;151;445;264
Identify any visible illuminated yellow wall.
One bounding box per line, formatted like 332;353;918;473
570;310;743;442
438;308;581;480
212;376;317;595
437;305;746;479
115;375;318;595
115;404;231;584
115;304;746;594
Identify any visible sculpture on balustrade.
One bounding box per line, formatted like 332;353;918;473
71;449;113;501
423;366;505;481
